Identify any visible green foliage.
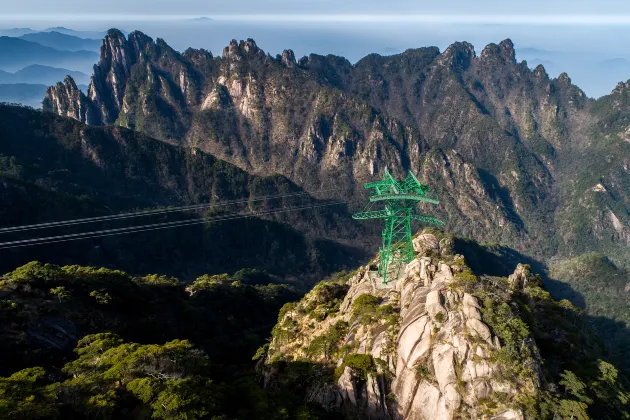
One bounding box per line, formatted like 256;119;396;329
516;277;630;418
351;294;380;324
277;302;296;322
136;274;181;287
0;261;301;419
0;334;218;420
450;269;479;292
252;343;270;361
307;321;348;360
6;261;62;286
89;289;111;304
0;367;58;419
413;360;431;381
481;299;533;379
434;311;445;323
187;273;232;295
49;286;70;302
549;253;630;373
559;370;593;405
335;354;376;381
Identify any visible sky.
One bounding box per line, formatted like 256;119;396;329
1;0;630;98
4;0;630;18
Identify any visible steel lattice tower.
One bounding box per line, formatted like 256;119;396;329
353;170;444;284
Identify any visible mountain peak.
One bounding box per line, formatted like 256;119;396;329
439;41;476;70
242;38;259;53
557;72;572;84
222;38;265;60
281;49;296;67
105;28;126;42
534;64;549;79
480;39;516;63
63;74;78;89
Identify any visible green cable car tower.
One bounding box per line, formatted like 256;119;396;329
353;170;444;284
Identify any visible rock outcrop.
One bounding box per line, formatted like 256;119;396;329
264;230;545;419
42;76;97;124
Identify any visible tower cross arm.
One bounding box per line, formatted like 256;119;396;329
352;209;389;220
411;213;445;226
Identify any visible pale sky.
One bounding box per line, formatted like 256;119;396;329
3;0;630;21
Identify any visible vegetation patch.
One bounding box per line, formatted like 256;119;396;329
335;353;377;381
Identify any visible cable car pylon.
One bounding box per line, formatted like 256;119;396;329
353;169;444;284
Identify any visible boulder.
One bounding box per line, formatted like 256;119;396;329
508;263;531;291
426;290;445;320
466;318;493;344
432;343;457;392
412;233;440;253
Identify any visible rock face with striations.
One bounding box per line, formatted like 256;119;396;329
263;231;536;419
261;230;629;418
42;76;97;124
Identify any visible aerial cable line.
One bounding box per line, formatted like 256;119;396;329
0;189;336;234
0;201;345;250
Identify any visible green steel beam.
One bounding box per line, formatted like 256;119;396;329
352;170;444;284
369;194;440;204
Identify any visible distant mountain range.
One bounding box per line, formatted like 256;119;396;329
0;27;107;39
0;37;98;73
0;64;90;85
0;28;36;37
0;83;47;108
18;31;101;52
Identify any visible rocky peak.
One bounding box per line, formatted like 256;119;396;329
42;75;95;124
242;38;259;54
99;29;133;71
87;29;156;125
222;38;264;60
127;30;154;57
508;263;540;291
499;39;516;63
438;41;476;70
557;72;572;85
534;64;549;79
613;81;630;95
183;47;213;62
480;39;516;64
62;74;79;91
281;49;296;67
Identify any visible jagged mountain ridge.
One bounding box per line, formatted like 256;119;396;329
43;30;552;254
42;29;630;264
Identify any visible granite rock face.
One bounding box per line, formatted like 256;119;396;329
265;231;542;419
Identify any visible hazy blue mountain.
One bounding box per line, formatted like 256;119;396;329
14;64;90;85
0;65;89;86
0;28;36;37
188;17;214;22
598;58;630;68
0;69;12;83
18;31;101;52
43;26;110;39
0;37;98;73
0;83;46;107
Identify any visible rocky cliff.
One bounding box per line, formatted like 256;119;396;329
41;30;630;264
261;230;630;419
